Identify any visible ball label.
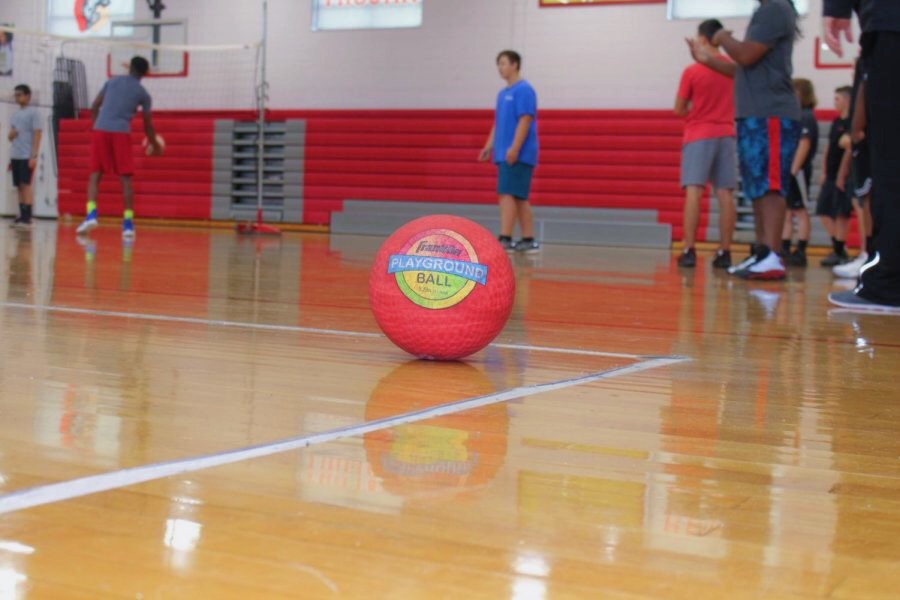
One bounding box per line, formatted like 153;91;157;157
387;228;489;310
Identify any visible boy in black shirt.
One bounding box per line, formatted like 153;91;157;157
816;86;853;266
782;78;819;266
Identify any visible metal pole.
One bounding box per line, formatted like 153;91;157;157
146;1;166;70
256;0;268;224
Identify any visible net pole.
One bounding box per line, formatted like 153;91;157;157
239;0;278;234
256;0;268;225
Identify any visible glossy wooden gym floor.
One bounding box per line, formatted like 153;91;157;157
0;221;898;599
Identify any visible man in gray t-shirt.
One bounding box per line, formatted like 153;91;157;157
689;0;802;282
7;84;42;227
78;56;159;240
735;1;802;122
94;74;152;133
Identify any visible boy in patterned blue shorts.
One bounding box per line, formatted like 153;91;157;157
690;0;802;281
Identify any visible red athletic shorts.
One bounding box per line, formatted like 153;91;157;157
90;130;134;176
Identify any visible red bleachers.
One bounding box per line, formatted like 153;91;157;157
57;117;215;220
58;109;845;243
57;109;693;236
295;110;688;236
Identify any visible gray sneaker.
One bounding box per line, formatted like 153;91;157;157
499;238;516;252
828;290;900;314
515;239;541;254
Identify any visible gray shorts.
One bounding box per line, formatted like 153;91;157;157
680;136;737;190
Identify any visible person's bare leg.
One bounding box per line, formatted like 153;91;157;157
78;171;102;234
515;200;535;239
760;192;787;252
120;176;134;212
19;184;33;209
715;188;736;251
753;201;765;250
682;185;703;249
499;194;516;238
834;216;850;243
819;215;836;238
782;210;794;245
797;208;811;243
88;172;101;205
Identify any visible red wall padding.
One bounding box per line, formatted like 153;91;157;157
294;109;689;238
57;118;214;220
57;109;845;243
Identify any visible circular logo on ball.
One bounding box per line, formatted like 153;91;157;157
387;228;490;310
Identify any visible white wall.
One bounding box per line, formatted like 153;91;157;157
1;0;44;30
12;0;856;110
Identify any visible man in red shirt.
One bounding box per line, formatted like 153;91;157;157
675;19;737;269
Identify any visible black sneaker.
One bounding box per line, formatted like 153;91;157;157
728;253;758;275
821;251;849;267
712;250;731;270
515;239;541;254
498;238;516;252
787;249;807;267
677;248;697;268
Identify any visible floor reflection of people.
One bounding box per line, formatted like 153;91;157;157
663;261;840;590
5;230;32;301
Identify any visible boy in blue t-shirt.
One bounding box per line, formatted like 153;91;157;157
479;50;540;253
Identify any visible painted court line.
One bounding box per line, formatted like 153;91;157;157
1;302;649;360
0;357;686;515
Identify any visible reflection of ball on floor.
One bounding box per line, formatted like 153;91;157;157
369;215;515;360
364;361;508;499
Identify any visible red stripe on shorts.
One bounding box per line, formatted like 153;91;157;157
767;117;781;193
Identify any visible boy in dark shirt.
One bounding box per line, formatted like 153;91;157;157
782;78;819;266
816;86;853;266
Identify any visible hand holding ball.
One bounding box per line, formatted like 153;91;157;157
142;134;165;157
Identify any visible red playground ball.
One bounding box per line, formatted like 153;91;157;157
369;215;515;361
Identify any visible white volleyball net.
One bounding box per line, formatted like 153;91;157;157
0;24;261;113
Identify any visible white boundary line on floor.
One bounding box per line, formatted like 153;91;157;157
0;302;650;360
0;356;686;515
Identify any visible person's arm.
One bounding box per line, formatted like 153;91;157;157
713;30;770;68
6;127;16;142
836;143;853;192
505;115;533;165
851;81;866;144
479;125;495;162
686;38;736;78
139;91;160;154
90;92;104;123
29;129;42;170
823;0;854;57
674;67;692;117
142;109;159;154
791;137;811;176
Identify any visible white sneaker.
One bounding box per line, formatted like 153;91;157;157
833;253;868;279
76;218;98;235
728;254;759;275
736;251;786;281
